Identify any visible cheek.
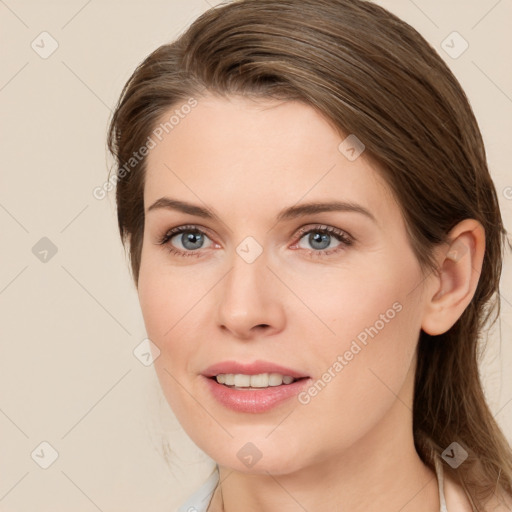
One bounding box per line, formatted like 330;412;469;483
137;250;212;384
138;264;200;422
280;252;417;354
137;245;202;340
137;254;190;392
299;260;422;414
137;268;169;340
292;251;422;406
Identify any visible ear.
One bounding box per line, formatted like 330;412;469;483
421;219;486;336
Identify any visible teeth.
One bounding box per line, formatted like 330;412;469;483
215;373;297;388
234;374;251;387
268;373;283;386
249;373;268;387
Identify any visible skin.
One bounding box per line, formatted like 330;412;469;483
138;94;485;512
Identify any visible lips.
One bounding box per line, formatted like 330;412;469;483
201;360;311;413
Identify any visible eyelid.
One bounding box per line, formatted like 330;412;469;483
156;224;217;247
292;223;353;242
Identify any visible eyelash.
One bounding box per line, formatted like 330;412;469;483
155;224;354;259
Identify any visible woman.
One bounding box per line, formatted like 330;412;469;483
106;0;512;510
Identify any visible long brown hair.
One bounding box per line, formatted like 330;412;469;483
106;0;512;508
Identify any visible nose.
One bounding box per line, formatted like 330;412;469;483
215;247;286;340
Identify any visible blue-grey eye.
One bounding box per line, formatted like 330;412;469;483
171;230;211;251
183;232;203;250
308;232;331;250
298;230;342;251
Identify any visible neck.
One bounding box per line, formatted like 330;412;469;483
209;364;440;512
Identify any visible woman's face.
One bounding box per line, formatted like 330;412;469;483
138;94;433;474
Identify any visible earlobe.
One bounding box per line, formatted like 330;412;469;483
421;219;485;336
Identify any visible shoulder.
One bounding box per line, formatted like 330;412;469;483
444;472;512;512
482;491;512;512
443;473;472;512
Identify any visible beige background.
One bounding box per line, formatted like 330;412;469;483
1;0;511;510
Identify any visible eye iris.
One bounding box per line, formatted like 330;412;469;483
182;231;203;250
309;232;330;250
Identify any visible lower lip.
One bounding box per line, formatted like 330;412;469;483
203;376;311;413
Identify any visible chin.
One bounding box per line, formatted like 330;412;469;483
202;435;315;476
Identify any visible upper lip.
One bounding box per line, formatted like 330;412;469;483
202;360;309;379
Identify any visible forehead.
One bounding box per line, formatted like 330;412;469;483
143;94;396;220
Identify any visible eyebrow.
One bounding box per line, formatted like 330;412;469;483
146;197;376;223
